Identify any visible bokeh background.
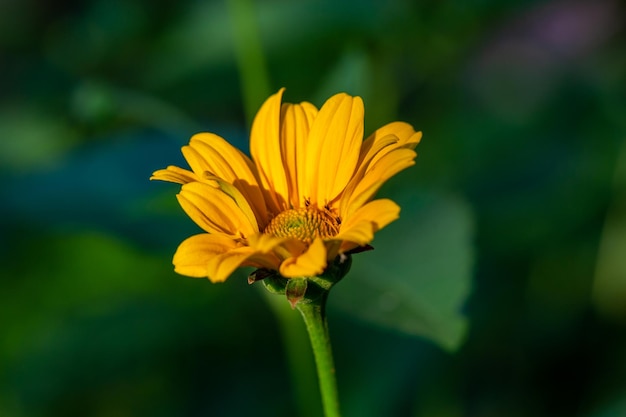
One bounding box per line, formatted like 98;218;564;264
1;0;625;416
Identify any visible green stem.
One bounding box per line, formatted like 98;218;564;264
296;298;341;417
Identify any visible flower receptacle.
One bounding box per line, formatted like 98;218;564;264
252;254;352;308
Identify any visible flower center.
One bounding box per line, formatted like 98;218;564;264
264;208;340;244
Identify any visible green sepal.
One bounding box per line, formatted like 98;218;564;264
286;278;308;309
261;273;288;295
254;254;353;307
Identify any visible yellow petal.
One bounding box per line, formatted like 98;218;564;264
210;177;259;232
174;234;284;282
404;130;422;149
183;133;252;181
241;251;283;272
341;148;416;219
304;93;364;205
279;237;327;278
248;233;289;252
249;233;306;264
358;122;421;177
150;166;199;184
173;234;241;279
280;101;318;207
248;233;307;261
210;244;295;282
206;246;258;283
177;182;258;238
336;132;397;209
356;133;399;169
335;199;400;246
324;239;343;262
183;132;268;223
250;88;289;211
363;121;421;150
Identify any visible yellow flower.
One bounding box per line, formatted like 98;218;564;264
151;89;421;283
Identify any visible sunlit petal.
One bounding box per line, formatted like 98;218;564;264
173;234;241;279
150;166;199;184
304;93;364;205
280;101;318;207
358;122;421;176
335;199;400;246
250;88;289;212
362;121;420;153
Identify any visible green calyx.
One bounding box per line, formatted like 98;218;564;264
249;254;352;308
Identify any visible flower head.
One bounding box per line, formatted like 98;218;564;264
151;89;421;283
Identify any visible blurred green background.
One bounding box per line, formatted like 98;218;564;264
1;0;625;416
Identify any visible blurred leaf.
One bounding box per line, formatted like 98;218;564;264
0;231;288;417
0;106;77;171
44;0;149;73
589;395;626;417
70;80;200;133
313;48;371;103
593;139;626;322
146;0;403;88
336;323;434;417
330;189;474;351
0;129;226;249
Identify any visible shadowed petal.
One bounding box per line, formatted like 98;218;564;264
183;133;268;223
248;233;289;252
211;178;259;232
279;237;327;278
177;182;258;238
206;246;260;283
